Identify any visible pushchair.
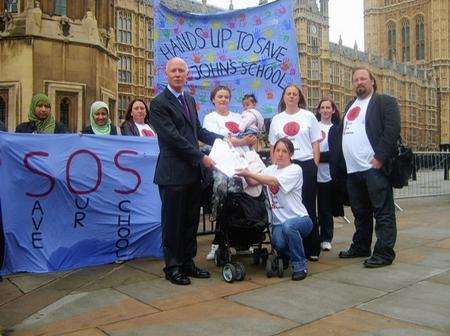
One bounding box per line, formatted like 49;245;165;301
212;188;286;282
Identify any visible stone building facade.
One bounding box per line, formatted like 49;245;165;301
0;0;117;132
1;0;447;150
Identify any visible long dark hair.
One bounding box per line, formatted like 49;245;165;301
315;97;340;125
278;84;306;113
124;99;150;124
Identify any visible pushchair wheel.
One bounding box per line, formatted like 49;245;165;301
277;258;284;278
252;249;261;265
265;255;275;278
222;263;237;283
260;248;269;265
233;262;246;281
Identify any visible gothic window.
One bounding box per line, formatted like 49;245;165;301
118;56;132;83
415;16;425;60
0;96;6;125
387;22;396;61
4;0;18;12
54;0;67;16
118;95;130;119
147;21;153;52
147;62;153;88
60;97;70;128
117;11;132;45
401;19;410;62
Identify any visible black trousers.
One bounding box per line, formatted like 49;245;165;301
294;159;320;257
346;168;397;262
159;183;202;274
317;181;334;243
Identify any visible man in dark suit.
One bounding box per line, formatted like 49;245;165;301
336;67;400;268
149;57;222;285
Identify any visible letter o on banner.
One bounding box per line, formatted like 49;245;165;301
66;149;102;195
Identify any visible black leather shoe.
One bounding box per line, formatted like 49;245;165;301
183;266;211;278
363;256;392;268
165;271;191;285
292;270;307;281
338;249;371;259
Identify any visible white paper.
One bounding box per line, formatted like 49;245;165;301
209;139;249;178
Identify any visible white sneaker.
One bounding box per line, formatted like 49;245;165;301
321;242;332;251
206;244;219;260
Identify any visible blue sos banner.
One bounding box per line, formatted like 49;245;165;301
0;133;162;275
154;0;301;122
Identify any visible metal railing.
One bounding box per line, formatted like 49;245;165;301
394;151;450;199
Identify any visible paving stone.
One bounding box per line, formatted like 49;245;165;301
427;270;450;286
0;265;116;328
277;308;448;336
11;288;158;336
116;276;260;311
126;257;165;277
312;262;443;292
0;279;23;306
399;226;450;240
427;237;450;249
228;278;385;324
61;328;107;336
75;265;158;292
100;298;298;336
359;281;450;333
396;246;450;269
7;271;68;293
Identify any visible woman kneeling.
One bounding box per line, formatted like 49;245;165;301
236;138;312;281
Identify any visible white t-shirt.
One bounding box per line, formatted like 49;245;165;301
262;164;308;225
135;122;156;137
269;109;322;161
342;96;375;173
202;111;241;137
317;122;333;183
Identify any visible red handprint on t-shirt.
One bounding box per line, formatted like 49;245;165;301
283;122;300;136
225;121;240;134
346;106;361;121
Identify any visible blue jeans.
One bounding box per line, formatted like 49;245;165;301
271;216;313;272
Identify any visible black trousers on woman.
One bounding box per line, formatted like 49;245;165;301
317;181;334;243
293;159;320;258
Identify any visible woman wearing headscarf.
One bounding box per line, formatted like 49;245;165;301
16;93;67;134
82;101;118;135
120;99;156;137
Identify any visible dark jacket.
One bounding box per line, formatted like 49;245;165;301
149;87;222;186
0;121;6;132
82;124;118;135
15;121;68;134
120;121;157;136
331;93;401;182
120;120;140;136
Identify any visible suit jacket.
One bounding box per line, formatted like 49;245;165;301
332;93;401;179
149;87;222;186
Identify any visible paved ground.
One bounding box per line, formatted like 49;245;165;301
1;195;449;336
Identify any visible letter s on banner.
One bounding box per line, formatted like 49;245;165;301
114;150;142;195
23;151;56;197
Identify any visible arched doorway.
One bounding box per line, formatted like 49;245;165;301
0;92;8;127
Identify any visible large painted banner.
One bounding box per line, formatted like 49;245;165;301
154;0;301;122
0;133;162;274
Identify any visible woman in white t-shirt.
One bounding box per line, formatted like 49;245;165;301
268;84;321;261
120;99;157;137
237;138;313;281
315;98;343;252
203;85;257;260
